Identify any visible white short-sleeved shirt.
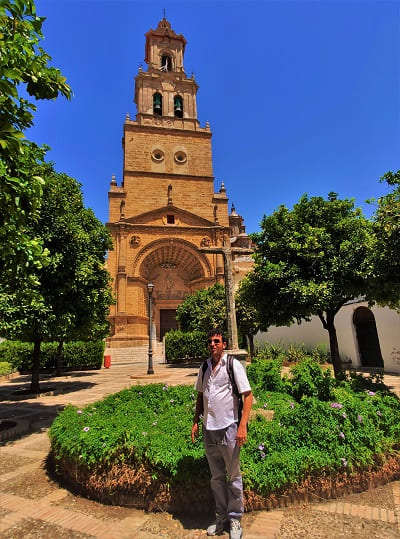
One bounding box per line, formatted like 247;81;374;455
195;353;252;430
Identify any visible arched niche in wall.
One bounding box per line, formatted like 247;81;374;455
353;306;384;368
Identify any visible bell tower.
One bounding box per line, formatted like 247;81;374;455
134;17;199;125
106;18;252;348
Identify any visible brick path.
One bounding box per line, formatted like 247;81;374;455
1;362;400;538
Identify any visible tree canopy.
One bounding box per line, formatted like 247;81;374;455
176;283;227;335
0;0;71;293
235;276;263;358
367;170;400;311
1;162;113;392
247;193;373;376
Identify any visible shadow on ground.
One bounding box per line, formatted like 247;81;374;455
0;379;96;402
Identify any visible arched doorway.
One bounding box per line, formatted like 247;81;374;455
136;240;213;340
353;307;384;368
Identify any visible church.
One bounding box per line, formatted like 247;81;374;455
106;17;253;348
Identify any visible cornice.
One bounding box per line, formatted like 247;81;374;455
123;121;211;138
122;170;214;181
106;222;227;233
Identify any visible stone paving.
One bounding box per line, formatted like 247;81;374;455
1;361;400;537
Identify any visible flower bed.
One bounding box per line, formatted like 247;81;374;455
48;361;400;511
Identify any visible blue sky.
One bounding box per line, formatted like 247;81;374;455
30;0;399;234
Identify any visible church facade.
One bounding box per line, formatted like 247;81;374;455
106;18;252;347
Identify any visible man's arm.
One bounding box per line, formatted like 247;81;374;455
191;392;203;442
236;390;253;446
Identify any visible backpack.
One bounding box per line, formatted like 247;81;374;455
201;354;244;424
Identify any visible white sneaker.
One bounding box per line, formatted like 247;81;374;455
207;515;228;535
229;518;242;539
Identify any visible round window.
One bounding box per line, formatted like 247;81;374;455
174;151;187;164
151;149;164;162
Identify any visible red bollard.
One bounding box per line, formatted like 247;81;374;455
104;355;111;369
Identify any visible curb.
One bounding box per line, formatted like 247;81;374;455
0;419;31;443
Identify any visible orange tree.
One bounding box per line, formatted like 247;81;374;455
1;162;113;393
246;193;373;377
367;171;400;311
0;0;71;316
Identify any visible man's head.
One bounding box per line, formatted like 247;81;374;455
207;327;227;361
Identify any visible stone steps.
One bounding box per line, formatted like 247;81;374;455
105;343;164;365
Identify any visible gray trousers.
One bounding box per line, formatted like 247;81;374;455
203;422;244;520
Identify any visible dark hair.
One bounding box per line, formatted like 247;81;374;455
207;327;227;343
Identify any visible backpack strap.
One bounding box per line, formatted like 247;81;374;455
201;359;208;383
227;355;245;425
226;355;240;397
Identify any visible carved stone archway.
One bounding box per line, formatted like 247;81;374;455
133;238;212;280
135;239;213;340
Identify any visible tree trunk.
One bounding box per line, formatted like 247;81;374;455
247;334;255;361
30;338;42;393
55;341;64;377
326;311;342;377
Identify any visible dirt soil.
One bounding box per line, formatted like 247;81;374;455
277;508;398;539
0;519;94;539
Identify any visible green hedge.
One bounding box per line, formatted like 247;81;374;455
0;340;104;371
0;361;15;376
0;341;32;370
165;330;208;362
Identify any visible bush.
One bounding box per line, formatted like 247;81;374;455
0;341;32;370
50;384;208;481
50;372;400;502
254;342;285;362
336;370;386;393
0;340;104;371
310;342;331;364
165;330;208;362
287;357;335;401
285;343;309;363
63;341;104;369
247;358;287;393
0;361;15;376
255;342;330;364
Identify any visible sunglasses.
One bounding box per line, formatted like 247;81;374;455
208;338;222;344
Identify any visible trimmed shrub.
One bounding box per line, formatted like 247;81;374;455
63;341;104;369
0;340;104;371
0;341;32;370
0;361;15;376
165;330;208;362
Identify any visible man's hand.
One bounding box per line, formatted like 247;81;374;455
191;422;199;443
236;390;253;446
236;422;247;446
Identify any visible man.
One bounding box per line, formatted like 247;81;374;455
191;328;253;539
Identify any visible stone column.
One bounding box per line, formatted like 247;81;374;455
117;230;127;313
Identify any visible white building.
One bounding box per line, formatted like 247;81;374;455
255;300;400;374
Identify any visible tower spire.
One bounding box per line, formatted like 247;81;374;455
163;8;166;19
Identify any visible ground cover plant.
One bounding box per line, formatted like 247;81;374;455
49;359;400;511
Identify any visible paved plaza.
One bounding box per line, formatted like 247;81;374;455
1;360;400;537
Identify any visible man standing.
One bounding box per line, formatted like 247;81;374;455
191;328;253;539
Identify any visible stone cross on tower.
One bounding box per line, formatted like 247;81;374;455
199;236;253;357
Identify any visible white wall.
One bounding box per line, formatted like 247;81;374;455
255;302;400;374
